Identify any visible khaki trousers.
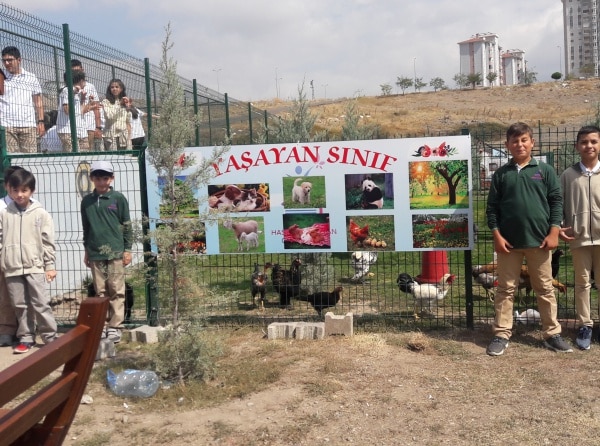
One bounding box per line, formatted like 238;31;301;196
570;245;600;328
90;259;125;328
493;248;561;340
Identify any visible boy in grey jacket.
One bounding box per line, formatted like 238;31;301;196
560;125;600;350
0;169;57;354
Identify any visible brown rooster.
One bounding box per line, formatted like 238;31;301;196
251;263;271;310
349;219;369;246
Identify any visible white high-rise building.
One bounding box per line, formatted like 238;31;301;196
562;0;600;77
501;49;526;85
458;33;501;87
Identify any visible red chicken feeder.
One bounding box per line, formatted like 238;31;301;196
415;251;449;284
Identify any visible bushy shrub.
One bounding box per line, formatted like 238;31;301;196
152;321;223;382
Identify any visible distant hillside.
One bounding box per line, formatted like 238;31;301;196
254;80;600;138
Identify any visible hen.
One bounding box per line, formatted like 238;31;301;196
271;258;302;309
473;272;498;301
296;286;343;315
349;219;369;246
472;249;566;299
350;251;378;283
397;272;455;319
251;263;271;310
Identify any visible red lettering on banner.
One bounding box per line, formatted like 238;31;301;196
211;144;397;175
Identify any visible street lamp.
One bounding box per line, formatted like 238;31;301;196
413;57;417;92
557;45;562;74
212;68;222;93
275;68;281;99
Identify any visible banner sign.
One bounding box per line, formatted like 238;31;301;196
146;135;473;254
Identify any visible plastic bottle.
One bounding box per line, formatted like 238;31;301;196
107;369;160;398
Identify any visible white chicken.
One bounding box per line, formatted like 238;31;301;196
350;251;378;283
514;309;541;324
396;272;455;319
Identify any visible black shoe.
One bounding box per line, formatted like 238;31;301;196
0;334;14;347
543;334;573;353
575;326;593;350
486;336;509;356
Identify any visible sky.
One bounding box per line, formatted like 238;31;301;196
2;0;565;102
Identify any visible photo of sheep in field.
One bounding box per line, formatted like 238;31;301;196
219;217;265;253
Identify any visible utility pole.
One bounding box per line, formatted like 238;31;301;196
413;57;417;92
212;68;222;93
310;80;314;100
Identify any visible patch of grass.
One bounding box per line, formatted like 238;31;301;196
78;432;113;446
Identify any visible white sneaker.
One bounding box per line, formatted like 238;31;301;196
106;328;121;344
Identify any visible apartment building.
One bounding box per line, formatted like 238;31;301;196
458;33;502;87
501;49;526;85
562;0;600;77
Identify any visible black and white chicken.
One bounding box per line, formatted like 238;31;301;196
397;272;455;319
350;251;378;283
251;263;270;310
271;258;302;309
296;286;343;315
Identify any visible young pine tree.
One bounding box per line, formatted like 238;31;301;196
146;24;227;384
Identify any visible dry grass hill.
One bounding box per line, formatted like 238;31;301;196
254;79;600;137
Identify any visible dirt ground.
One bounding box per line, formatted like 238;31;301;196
5;81;600;446
54;326;600;445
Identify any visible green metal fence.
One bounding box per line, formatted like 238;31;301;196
155;125;585;331
0;3;279;150
0;3;591;331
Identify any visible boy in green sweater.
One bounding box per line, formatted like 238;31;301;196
81;161;131;343
486;122;571;356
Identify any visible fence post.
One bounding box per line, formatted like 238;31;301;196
144;58;153;142
224;93;231;140
62;23;79;152
248;102;253;144
193;79;200;146
141;58;159;326
264;109;269;144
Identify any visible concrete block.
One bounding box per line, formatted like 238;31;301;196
324;312;354;336
95;338;116;360
267;322;297;340
295;322;325;340
129;325;165;344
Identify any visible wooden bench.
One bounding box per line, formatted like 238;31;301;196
0;296;108;446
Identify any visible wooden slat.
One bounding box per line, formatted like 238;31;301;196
0;297;108;446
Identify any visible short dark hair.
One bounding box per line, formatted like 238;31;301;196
63;70;85;85
43;110;58;130
90;170;113;179
506;122;533;141
71;59;82;68
576;125;600;143
1;46;21;59
7;168;35;191
3;165;23;184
